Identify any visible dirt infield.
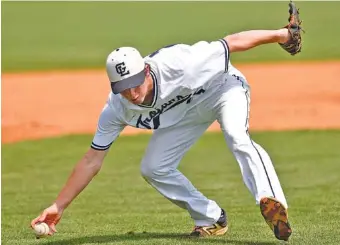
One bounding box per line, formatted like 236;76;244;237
2;61;340;144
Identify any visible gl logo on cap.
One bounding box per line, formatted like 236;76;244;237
115;62;130;77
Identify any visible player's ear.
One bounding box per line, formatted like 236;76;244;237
144;64;150;76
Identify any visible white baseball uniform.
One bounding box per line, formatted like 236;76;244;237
92;40;288;226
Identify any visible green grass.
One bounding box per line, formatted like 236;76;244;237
2;1;340;72
2;130;340;245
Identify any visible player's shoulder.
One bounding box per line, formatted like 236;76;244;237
144;40;223;60
146;41;211;55
97;92;127;125
144;43;188;62
144;44;189;75
143;41;211;68
103;92;124;112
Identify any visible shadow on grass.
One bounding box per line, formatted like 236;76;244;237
42;232;277;245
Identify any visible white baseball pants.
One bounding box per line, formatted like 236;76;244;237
140;75;287;226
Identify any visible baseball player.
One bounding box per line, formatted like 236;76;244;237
31;2;302;241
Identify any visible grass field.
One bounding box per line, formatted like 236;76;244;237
2;130;340;245
2;1;340;72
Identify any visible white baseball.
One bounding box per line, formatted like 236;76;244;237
34;222;50;237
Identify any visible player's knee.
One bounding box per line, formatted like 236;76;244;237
140;161;169;179
225;130;251;152
140;162;151;178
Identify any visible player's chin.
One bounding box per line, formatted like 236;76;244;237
131;97;143;105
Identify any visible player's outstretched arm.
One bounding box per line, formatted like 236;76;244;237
224;29;290;53
225;1;303;55
30;148;109;235
53;148;108;209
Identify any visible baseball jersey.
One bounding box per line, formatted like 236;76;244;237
91;39;235;151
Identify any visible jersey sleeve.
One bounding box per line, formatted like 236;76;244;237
186;39;230;75
91;102;125;151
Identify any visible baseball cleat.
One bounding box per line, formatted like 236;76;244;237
190;209;228;237
260;197;292;241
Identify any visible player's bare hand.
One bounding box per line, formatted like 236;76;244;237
31;203;64;235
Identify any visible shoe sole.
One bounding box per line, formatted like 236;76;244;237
212;226;228;236
260;197;292;241
191;225;228;237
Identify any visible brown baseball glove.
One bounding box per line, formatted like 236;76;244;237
279;1;304;55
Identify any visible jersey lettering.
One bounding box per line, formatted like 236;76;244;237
136;88;205;129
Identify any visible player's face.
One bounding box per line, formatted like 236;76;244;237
120;79;149;105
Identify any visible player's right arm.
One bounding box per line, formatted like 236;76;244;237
30;147;109;235
224;29;290;53
30;97;125;235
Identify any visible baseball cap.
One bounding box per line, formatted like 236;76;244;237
106;47;145;94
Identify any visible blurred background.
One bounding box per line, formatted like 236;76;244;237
2;2;340;245
2;1;340;71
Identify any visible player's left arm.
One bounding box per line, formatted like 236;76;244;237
225;1;303;55
224;29;289;53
